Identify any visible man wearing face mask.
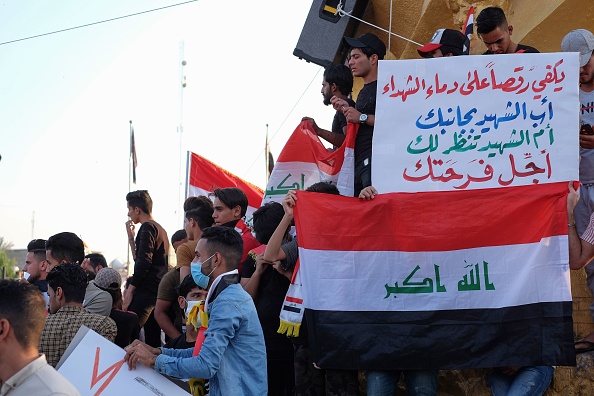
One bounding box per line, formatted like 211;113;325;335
161;274;209;395
163;274;208;350
124;227;267;396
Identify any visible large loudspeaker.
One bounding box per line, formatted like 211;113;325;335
294;0;369;67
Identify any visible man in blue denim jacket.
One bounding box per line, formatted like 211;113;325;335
125;227;267;396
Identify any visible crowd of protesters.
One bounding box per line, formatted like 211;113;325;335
2;6;594;396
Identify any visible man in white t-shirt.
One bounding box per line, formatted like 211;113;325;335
562;29;594;353
0;280;79;396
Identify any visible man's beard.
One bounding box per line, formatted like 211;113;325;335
27;274;40;284
323;93;332;106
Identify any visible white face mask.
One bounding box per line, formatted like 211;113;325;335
185;300;203;317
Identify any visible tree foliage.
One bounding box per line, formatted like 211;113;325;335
0;237;16;279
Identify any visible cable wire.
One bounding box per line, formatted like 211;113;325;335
0;0;199;46
242;67;322;178
337;3;422;47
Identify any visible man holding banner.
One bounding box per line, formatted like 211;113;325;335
303;63;354;149
562;28;594;354
331;32;386;196
293;44;577;395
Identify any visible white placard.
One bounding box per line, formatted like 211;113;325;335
58;326;189;396
373;53;580;193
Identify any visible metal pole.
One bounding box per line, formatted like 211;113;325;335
127;120;132;274
177;41;186;226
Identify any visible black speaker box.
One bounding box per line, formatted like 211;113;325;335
294;0;369;67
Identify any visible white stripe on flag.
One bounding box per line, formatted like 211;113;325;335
299;236;570;312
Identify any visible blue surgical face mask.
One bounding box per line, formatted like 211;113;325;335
190;253;216;289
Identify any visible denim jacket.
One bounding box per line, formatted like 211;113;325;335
154;283;267;396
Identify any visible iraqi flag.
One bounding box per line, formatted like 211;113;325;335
187;152;264;226
293;182;575;370
462;4;474;55
262;120;357;204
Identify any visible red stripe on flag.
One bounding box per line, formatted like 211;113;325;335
286;296;303;304
276;121;357;176
189;152;263;207
294;182;568;252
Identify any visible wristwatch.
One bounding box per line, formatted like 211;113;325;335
359;114;368;124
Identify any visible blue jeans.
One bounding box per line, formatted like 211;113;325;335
486;366;554;396
366;370;438;396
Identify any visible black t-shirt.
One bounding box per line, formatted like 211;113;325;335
241;254;294;360
354;81;377;164
110;309;140;348
483;43;539;54
130;220;169;294
332;98;357;135
163;332;195;350
33;279;48;293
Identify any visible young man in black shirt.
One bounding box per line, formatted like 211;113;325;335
477;6;539;54
123;190;169;348
302;64;355;149
331;32;386;196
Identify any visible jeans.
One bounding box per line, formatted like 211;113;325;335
128;289;160;347
486;366;554;396
366;370;438;396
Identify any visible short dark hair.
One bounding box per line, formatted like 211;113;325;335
103;287;123;309
171;229;188;245
186;206;215;230
27;239;47;262
441;45;464;57
211;188;248;218
85;269;96;282
0;280;46;349
183;196;213;212
350;46;380;60
126;190;153;214
46;232;85;264
476;6;508;35
305;181;340;195
85;253;107;271
200;227;243;270
324;64;353;97
47;263;88;304
253;202;285;244
178;274;203;298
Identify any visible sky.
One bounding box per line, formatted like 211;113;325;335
0;0;335;266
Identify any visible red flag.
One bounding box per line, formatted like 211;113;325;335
187;152;263;225
462;5;474;55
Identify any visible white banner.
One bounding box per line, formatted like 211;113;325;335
373;53;580;193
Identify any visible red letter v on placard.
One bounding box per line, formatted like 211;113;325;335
90;347;125;396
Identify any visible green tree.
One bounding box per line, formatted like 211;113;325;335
0;237;16;279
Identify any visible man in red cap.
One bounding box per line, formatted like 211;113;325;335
417;28;469;58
